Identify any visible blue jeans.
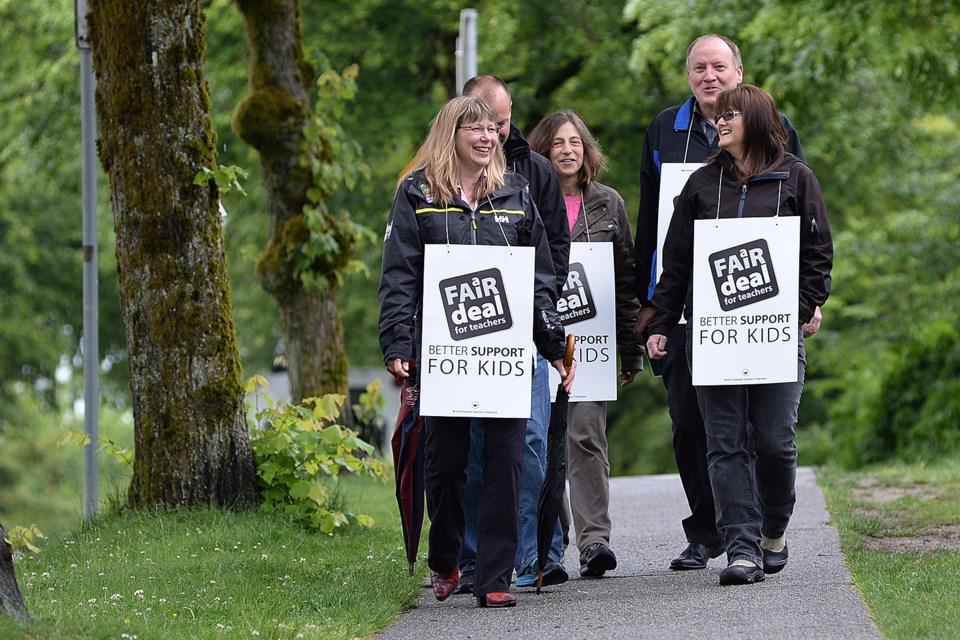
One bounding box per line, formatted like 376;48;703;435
460;354;563;574
691;332;806;567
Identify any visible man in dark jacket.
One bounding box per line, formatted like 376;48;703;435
456;75;571;592
633;34;809;572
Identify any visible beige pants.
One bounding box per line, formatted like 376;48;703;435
563;401;612;553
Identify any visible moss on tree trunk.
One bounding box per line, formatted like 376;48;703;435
89;0;258;508
233;0;350;406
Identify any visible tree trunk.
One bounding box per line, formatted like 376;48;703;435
233;0;350;407
0;523;29;621
89;1;259;508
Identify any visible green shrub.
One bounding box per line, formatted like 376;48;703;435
834;320;960;467
247;376;388;533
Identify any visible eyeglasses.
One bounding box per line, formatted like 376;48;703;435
458;124;499;136
713;110;742;125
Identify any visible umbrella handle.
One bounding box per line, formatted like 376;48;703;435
564;333;576;369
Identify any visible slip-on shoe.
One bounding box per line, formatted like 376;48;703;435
477;592;517;608
430;567;460;601
762;544;789;574
719;564;765;586
669;542;724;570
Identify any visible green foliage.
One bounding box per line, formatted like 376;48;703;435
832;321;960;468
246;376;387;533
4;523;45;555
0;387;134;537
0;0;128;423
294;60;376;292
352;378;388;455
56;430;134;468
607;375;677;476
192;163;249;196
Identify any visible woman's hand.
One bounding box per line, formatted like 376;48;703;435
633;307;656;344
551;358;577;394
802;306;822;339
646;333;668;360
619;369;641;388
386;358;410;381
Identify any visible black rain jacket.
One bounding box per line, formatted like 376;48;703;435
379;170;566;367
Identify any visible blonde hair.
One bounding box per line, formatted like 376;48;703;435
398;96;506;206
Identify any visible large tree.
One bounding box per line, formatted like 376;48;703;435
232;0;368;406
88;0;258;507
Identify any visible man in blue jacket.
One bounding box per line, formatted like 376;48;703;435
633;34;810;571
457;75;571;592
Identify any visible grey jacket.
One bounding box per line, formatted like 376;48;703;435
570;182;644;371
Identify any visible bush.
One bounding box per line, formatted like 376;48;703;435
247;376;388;533
833;320;960;467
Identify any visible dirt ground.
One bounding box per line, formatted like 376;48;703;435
848;477;960;553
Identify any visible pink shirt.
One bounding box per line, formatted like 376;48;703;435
563;193;582;232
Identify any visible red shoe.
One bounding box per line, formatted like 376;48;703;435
477;592;517;608
430;568;460;601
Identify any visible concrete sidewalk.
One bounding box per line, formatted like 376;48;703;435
376;467;881;640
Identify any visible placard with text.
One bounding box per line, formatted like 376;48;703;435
420;244;535;417
549;242;617;402
691;217;800;385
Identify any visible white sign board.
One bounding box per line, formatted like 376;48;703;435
691;217;800;385
656;163;704;287
420;244;535;417
549;242;617;401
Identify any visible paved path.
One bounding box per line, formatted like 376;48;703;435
376;467;882;639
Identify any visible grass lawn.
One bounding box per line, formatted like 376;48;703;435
819;461;960;640
0;476;425;640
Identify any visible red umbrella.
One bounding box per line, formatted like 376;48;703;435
536;334;576;593
391;359;425;575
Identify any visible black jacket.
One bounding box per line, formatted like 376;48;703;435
635;97;804;305
379;170;566;366
648;151;833;338
504;124;570;296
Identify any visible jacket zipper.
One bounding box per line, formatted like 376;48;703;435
737;184;747;218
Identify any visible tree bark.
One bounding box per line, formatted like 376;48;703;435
0;523;29;621
89;1;259;508
233;0;350;407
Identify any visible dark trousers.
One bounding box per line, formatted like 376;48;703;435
662;323;721;548
424;415;525;596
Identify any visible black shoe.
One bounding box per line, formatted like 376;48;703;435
669;542;724;570
539;559;569;587
579;543;618;577
762;544;788;574
454;568;474;594
719;563;765;586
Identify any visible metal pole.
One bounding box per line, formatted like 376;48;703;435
77;0;99;521
456;9;478;95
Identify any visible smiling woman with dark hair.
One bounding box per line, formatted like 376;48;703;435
528;110;644;579
645;84;833;586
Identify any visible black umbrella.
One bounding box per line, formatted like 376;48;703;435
390;359;425;575
536;333;576;593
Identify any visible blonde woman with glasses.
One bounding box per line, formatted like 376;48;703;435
379;96;576;608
